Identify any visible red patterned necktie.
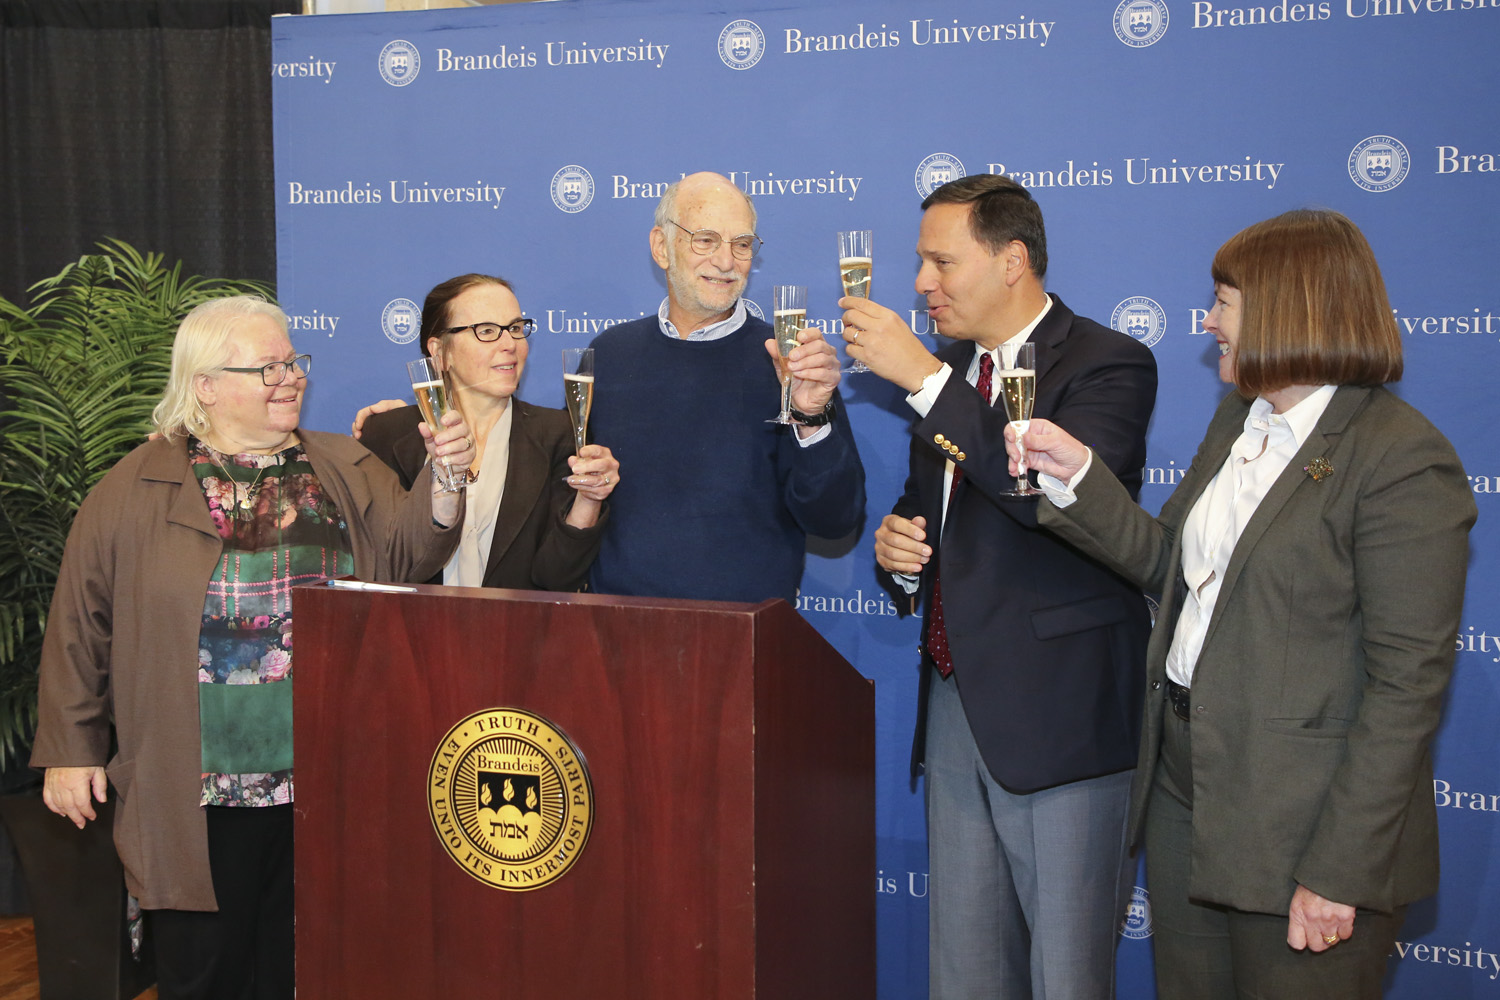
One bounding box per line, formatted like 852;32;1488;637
926;353;994;678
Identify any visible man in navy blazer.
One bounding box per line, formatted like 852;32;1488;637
844;174;1157;998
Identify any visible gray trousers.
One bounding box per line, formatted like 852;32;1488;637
925;670;1133;1000
1147;706;1404;1000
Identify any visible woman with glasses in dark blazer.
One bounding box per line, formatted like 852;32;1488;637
360;273;618;590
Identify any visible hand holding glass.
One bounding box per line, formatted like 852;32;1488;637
837;230;872;374
769;285;807;425
996;342;1040;499
407;357;466;492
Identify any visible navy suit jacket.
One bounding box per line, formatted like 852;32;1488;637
882;295;1158;793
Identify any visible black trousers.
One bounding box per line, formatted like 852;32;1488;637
149;804;294;1000
1146;710;1403;1000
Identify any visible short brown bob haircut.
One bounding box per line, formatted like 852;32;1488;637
1212;209;1402;397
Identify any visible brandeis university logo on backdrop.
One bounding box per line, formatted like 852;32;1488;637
1114;0;1169;46
1349;135;1411;193
1112;296;1166;348
718;19;766;69
428;708;594;891
379;39;421;86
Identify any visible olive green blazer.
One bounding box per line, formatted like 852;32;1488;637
1041;385;1475;915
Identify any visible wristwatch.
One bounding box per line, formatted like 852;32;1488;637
790;401;836;427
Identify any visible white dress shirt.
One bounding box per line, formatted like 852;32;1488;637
1042;384;1337;686
1163;385;1336;686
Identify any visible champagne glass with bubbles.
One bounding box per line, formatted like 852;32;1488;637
997;341;1041;499
837;230;873;374
562;348;594;457
407;357;465;492
768;285;806;425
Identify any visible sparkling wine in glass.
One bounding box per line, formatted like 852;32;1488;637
768;285;806;425
997;341;1040;499
407;357;465;492
562;348;594;455
837;229;873;374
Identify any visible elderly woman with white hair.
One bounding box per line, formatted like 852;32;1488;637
30;296;474;1000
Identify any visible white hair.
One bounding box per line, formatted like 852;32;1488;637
151;296;288;441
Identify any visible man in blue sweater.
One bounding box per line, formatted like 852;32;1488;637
586;171;865;602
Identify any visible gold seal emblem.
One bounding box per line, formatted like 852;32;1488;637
427;708;594;891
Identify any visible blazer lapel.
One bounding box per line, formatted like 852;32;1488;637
143;439;221;540
483;402;549;584
393;424;430;488
1176;395;1251;519
1203;385;1369;648
1030;294;1070;397
303;432;376;524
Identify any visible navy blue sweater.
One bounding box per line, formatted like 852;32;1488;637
587;314;864;603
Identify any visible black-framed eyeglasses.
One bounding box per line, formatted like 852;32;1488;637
444;318;536;341
221;354;312;386
670;221;763;261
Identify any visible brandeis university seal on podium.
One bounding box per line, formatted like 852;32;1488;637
427;708;594;890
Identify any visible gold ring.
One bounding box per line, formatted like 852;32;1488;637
1323;934;1339;945
849;330;860;344
602;475;610;485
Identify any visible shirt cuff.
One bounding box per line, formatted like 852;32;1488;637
1037;449;1093;508
794;423;832;447
905;363;954;418
893;571;920;594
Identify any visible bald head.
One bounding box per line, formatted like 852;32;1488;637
649;172;758;336
654;172;757;232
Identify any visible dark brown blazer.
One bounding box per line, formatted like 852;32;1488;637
359;400;604;592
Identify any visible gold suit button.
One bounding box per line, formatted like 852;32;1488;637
956;452;966;461
934;434;946;444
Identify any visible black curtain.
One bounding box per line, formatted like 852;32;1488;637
0;0;299;305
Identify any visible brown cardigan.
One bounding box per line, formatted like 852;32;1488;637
31;430;460;911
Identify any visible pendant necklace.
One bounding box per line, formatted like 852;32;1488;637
207;446;277;518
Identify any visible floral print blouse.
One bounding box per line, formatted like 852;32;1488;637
190;438;353;807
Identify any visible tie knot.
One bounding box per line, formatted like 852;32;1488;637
979;353;995;377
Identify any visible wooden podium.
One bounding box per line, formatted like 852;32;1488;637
293;583;875;998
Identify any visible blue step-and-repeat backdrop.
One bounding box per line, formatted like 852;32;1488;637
272;1;1499;995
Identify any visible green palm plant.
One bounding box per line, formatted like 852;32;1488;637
0;240;274;771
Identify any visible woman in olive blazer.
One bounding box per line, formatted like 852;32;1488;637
1011;210;1475;999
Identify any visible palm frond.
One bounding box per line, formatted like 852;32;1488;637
0;240;274;769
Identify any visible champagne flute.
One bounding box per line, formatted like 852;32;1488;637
768;285;806;425
837;229;873;374
406;357;465;492
996;341;1041;499
562;348;594;456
